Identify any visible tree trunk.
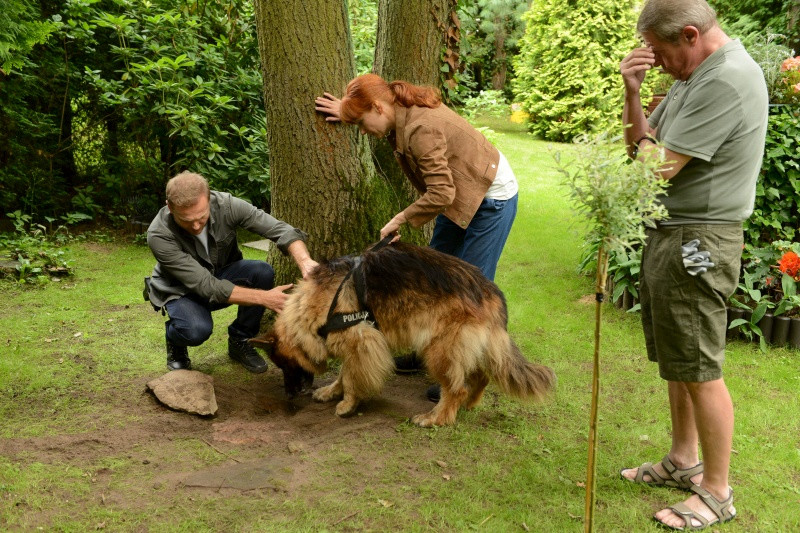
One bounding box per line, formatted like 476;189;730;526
372;0;458;244
491;16;507;91
373;0;454;84
789;1;800;53
254;0;393;282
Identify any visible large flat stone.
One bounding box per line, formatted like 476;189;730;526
147;370;218;416
183;458;292;490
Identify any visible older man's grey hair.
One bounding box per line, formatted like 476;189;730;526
637;0;718;43
165;171;211;208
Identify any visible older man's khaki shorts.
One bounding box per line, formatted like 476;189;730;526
639;224;743;382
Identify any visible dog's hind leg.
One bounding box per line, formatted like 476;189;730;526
464;370;490;410
328;324;394;418
411;332;479;427
412;385;468;427
334;371;360;417
313;374;343;403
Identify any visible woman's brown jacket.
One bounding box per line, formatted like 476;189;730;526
392;104;500;229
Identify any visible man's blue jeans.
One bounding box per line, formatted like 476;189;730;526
163;260;274;347
429;194;518;281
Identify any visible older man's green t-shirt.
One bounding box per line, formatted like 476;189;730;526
648;39;769;224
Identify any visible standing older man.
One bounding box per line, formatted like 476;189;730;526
145;171;318;373
618;0;767;529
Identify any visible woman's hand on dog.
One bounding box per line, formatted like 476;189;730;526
380;212;406;241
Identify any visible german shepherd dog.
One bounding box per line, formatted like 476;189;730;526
250;241;555;427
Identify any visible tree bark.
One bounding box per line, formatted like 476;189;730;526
254;0;393;282
372;0;457;244
491;16;507;91
789;0;800;53
373;0;453;84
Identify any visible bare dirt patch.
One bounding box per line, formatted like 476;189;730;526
0;368;440;524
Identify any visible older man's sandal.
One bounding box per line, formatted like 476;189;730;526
654;485;736;530
621;455;703;490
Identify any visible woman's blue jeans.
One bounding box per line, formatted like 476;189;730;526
163;260;274;347
429;194;518;281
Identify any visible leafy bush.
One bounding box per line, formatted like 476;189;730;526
349;0;377;75
0;0;56;72
458;0;529;95
1;0;271;223
745;33;796;103
744;106;800;244
80;1;270;206
0;212;75;285
712;0;799;52
512;0;640;142
460;90;510;119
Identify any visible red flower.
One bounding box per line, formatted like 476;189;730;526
778;251;800;279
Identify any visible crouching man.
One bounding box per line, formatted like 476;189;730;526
145;171;317;372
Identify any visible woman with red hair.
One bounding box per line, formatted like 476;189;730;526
315;74;518;283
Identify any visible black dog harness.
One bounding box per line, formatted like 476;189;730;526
316;236;393;339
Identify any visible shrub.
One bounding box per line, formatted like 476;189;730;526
745;33;796;103
458;0;529;95
512;0;640;142
1;0;271;222
744;106;800;244
349;0;377;75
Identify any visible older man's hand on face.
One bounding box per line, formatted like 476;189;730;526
620;45;656;93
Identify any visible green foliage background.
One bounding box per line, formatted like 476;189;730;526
512;0;640;142
350;0;378;74
745;107;800;245
0;0;56;73
711;0;800;51
1;0;269;222
458;0;529;96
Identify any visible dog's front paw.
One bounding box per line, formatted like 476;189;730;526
411;412;437;427
312;382;342;403
335;399;359;417
412;409;455;427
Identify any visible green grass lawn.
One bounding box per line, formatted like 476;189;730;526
0;117;798;532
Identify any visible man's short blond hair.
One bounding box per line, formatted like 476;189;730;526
637;0;717;43
165;171;211;208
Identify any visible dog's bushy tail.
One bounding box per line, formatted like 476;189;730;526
327;323;395;399
487;329;555;401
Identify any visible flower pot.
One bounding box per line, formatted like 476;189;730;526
727;308;744;339
623;289;634;310
757;313;774;344
614;287;624;309
771;316;791;346
788;318;800;349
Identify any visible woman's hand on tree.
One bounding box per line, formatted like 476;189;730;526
315;92;342;122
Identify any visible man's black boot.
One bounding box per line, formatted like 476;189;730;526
229;337;268;373
166;341;191;371
394;353;422;374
